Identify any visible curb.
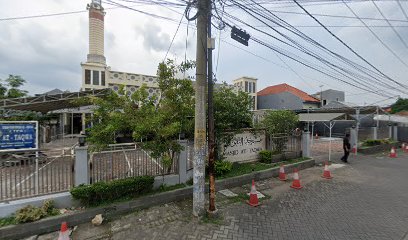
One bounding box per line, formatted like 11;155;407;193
0;159;315;240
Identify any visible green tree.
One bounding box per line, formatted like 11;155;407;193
260;110;299;153
391;98;408;114
0;75;28;98
84;60;195;173
213;83;253;158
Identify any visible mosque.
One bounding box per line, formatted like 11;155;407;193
80;0;257;106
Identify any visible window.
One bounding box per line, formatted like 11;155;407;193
253;82;256;93
92;70;99;85
248;82;252;93
85;70;91;84
336;98;339;101
245;81;248;92
101;71;105;86
252;96;256;110
323;100;327;105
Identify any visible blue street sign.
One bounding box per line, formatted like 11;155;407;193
0;123;37;150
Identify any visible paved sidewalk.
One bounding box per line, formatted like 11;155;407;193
41;151;408;240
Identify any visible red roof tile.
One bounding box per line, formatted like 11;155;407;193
257;83;320;103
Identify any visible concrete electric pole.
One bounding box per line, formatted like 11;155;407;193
193;0;208;217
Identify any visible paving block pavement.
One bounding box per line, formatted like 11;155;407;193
38;152;408;240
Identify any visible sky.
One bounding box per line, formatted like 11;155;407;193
0;0;408;107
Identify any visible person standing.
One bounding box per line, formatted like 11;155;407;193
341;133;351;163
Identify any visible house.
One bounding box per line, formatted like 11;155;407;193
257;83;320;110
312;89;345;106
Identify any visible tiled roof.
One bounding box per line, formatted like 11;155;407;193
257;83;320;103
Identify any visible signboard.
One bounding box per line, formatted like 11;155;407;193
0;121;38;152
222;131;266;163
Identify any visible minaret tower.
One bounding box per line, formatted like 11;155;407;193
81;0;108;90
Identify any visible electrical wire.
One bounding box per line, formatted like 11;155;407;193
224;1;401;96
342;0;408;68
224;0;406;97
292;0;408;90
163;11;185;61
371;0;408;49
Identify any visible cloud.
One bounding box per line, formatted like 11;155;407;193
0;12;87;94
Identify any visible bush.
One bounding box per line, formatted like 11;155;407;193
70;176;154;206
259;150;272;163
363;138;392;146
214;160;233;176
15;200;59;224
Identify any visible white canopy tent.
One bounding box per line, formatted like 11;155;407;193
298;113;355;161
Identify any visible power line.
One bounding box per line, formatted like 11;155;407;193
163;11;185;61
342;0;408;68
224;4;408;23
371;0;408;49
397;0;408;21
225;0;405;96
292;0;408;90
225;2;393;94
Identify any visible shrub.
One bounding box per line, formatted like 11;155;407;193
70;176;154;206
15;200;59;224
214;160;233;176
363;138;392;146
363;139;382;146
259;150;272;163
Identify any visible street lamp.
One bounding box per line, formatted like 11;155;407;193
78;134;86;147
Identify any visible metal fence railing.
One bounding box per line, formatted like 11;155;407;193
378;127;390;139
267;134;302;154
89;143;179;183
0;153;74;202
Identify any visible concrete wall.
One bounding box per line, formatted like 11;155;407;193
257;92;303;110
303;102;320;109
222;131;266;162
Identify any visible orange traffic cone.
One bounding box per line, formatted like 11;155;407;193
247;180;260;207
290;169;303;189
279;165;287;181
58;222;70;240
351;144;357;154
389;147;397;158
322;162;332;179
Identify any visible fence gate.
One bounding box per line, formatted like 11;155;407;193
0;150;74;201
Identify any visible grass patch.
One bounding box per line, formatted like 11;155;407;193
201;213;224;225
0;216;16;227
217;157;310;180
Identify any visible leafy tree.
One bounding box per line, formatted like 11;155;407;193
0;75;28;98
259;110;299;153
391;98;408;114
213;83;253;158
84;60;195;173
84;60;253;168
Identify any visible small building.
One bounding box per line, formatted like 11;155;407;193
257;83;320;110
312;89;345;106
233;77;258;110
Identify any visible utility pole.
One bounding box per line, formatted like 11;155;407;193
319;85;324;107
207;0;216;213
193;0;208;217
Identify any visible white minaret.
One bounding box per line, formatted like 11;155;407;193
87;0;105;64
81;0;108;91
